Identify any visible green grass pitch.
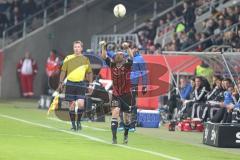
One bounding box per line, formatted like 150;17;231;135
0;99;239;160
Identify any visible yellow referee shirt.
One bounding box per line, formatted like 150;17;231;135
61;54;92;82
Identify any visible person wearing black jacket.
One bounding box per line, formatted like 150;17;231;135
211;78;232;123
183;1;196;32
181;76;208;119
191;76;209;119
202;76;224;121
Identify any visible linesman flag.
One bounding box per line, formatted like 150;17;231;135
47;94;59;115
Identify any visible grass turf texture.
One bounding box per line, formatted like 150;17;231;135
0;99;239;160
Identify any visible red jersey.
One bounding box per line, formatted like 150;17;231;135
105;58;132;96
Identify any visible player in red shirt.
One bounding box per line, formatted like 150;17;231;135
100;41;133;144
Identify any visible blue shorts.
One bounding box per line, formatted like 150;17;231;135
65;81;87;101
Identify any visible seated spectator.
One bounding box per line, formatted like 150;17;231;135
213;16;226;35
230;83;240;123
180;77;192;101
181;76;208;119
202;75;224;121
226;7;238;24
179;32;192;50
168;77;192;120
221;84;236;123
203;19;216;37
211;78;232;123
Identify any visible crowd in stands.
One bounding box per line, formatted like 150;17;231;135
0;0;73;37
167;61;240;124
136;0;240;53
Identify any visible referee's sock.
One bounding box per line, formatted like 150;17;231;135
77;109;84;128
111;118;118;140
69;110;76;129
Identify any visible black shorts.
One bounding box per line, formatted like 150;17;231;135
65;81;87;101
111;93;132;113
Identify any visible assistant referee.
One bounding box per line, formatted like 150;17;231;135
58;40;93;131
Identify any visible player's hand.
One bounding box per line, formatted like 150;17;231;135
142;86;147;95
57;82;64;93
122;42;129;50
99;41;107;48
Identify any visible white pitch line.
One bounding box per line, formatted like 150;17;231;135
0;133;85;140
0;114;182;160
47;117;108;131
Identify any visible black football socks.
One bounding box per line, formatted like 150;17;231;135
69;110;76;130
111;118;118;142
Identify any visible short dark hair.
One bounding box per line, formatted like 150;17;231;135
223;78;232;83
190;76;195;81
195;76;203;81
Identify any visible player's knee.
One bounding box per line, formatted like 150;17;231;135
112;107;120;118
76;99;84;109
69;101;75;110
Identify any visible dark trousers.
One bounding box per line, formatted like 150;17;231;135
222;111;232;123
211;108;227;123
168;96;181;120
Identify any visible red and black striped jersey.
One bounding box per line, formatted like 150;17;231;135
105;58;132;96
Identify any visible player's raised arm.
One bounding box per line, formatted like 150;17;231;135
122;42;133;58
99;41;107;59
85;58;93;83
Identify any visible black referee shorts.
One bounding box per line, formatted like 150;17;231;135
111;93;132;113
65;80;87;101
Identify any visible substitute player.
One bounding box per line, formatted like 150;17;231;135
58;40;93;131
100;41;133;144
